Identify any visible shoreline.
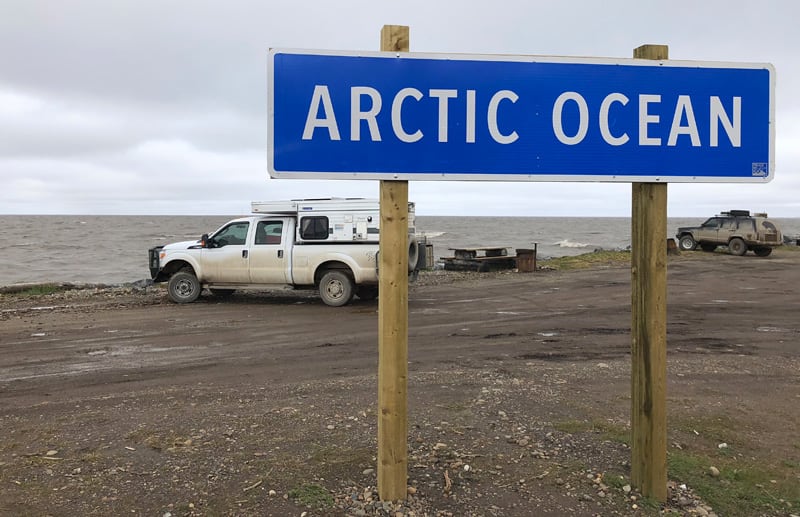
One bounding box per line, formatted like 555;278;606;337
0;248;635;292
3;244;799;294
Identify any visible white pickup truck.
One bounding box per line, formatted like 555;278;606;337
148;198;418;306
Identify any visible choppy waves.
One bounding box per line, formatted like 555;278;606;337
2;215;799;286
553;239;591;249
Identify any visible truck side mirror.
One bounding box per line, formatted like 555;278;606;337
201;233;210;248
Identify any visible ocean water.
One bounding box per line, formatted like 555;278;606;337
1;214;799;287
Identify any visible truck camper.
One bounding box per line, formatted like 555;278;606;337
148;198;418;306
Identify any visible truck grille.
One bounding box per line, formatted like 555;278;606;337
148;247;163;278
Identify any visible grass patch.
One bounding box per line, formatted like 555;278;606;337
783;459;800;469
669;412;800;514
554;419;630;445
288;483;334;508
554;419;592;434
603;472;629;490
1;283;67;297
125;429;194;451
672;414;747;450
539;250;631;271
594;421;631;445
668;450;800;516
435;402;470;412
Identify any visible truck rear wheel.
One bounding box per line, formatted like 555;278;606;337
168;270;201;303
319;270;354;307
728;237;747;256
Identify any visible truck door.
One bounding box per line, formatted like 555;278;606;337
248;219;290;284
697;217;722;243
717;218;739;242
202;221;251;283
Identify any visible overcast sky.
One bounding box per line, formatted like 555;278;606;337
1;0;798;216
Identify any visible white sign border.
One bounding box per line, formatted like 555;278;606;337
267;48;776;183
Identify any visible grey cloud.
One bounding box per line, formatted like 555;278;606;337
1;0;798;215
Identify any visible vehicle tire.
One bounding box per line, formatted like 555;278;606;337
356;285;378;301
753;247;773;257
210;288;235;297
319;270;354;307
168;270;201;303
678;234;697;251
700;243;717;252
728;237;747;256
408;238;420;272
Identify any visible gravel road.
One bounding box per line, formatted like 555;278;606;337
1;251;798;516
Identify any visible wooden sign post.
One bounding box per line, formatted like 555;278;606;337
630;44;669;502
377;24;411;503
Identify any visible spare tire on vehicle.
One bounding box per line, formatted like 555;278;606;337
408;237;419;272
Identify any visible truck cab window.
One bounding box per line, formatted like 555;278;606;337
212;222;249;247
300;216;329;240
256;221;283;245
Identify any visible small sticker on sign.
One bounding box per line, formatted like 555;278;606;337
752;163;768;176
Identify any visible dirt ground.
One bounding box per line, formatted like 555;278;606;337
1;250;798;516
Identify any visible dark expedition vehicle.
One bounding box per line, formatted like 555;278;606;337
676;210;783;257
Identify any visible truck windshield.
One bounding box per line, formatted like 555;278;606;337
212;222;249;247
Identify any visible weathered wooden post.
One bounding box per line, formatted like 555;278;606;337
377;24;410;502
630;43;669;503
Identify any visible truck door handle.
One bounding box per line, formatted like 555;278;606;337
278;250;283;258
242;250;248;258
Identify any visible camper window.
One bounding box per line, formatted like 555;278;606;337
300;216;329;240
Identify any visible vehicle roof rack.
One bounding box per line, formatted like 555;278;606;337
720;210;750;217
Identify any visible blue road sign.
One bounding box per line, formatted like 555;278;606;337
268;49;774;182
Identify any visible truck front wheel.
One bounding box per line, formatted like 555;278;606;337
319;270;354;307
678;234;696;251
168;270;201;303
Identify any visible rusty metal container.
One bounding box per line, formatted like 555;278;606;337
515;245;537;273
